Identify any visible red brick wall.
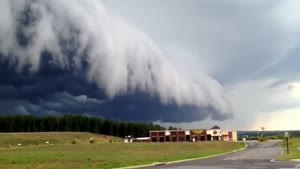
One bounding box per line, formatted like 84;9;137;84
158;132;165;137
178;131;185;137
150;132;157;137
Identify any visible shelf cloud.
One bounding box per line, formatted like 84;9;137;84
0;0;233;122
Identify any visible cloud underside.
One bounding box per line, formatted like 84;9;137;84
0;0;233;122
0;58;229;122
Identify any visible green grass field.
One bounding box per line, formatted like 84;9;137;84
279;138;300;160
0;132;244;169
0;132;122;148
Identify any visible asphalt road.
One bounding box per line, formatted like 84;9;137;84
147;140;300;169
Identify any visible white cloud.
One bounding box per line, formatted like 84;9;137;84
253;108;300;131
226;78;300;130
162;78;300;130
0;0;233;120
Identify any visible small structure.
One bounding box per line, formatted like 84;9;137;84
124;135;133;143
222;130;238;142
207;125;222;141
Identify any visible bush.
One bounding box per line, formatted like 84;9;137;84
248;137;258;140
71;140;76;144
258;137;268;142
109;140;112;143
277;134;284;140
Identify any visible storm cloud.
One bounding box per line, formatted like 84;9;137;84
0;0;232;122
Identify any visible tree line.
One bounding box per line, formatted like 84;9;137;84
0;115;168;138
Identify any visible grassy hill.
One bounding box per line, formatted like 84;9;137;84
0;132;122;148
0;139;245;169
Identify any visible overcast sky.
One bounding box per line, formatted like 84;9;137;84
105;0;300;130
0;0;300;130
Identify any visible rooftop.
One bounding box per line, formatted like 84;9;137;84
210;125;221;129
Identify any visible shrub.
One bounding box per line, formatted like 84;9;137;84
71;140;76;144
258;137;268;142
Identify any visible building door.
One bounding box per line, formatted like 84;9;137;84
186;135;190;142
207;134;212;141
200;135;205;141
228;132;233;140
166;135;170;142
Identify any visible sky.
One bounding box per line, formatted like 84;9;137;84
0;0;300;130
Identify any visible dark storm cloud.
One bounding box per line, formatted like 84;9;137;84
0;54;231;122
0;59;229;122
0;0;233;123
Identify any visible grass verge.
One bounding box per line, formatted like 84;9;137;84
0;133;244;169
279;138;300;161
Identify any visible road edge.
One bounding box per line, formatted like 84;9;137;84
270;141;285;163
113;142;248;169
270;141;300;163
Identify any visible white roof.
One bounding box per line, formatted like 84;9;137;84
135;137;150;140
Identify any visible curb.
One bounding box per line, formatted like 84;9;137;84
270;142;300;163
113;143;248;169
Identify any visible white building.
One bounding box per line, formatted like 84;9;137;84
206;125;222;141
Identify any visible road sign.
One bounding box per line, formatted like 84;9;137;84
284;131;290;154
284;131;289;138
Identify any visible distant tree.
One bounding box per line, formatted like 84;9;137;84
0;115;166;138
168;126;177;130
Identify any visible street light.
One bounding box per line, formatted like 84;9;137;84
261;126;265;138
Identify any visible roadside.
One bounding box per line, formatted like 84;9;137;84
147;140;300;169
277;138;300;161
113;142;248;169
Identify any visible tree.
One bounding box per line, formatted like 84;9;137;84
0;115;166;138
168;126;177;130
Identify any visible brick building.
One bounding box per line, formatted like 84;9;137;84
149;125;237;142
